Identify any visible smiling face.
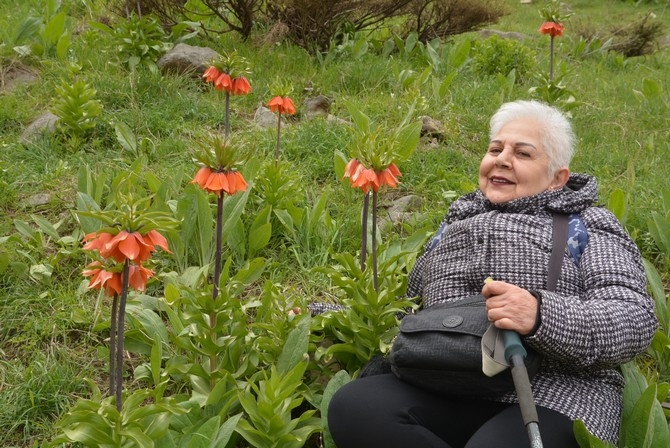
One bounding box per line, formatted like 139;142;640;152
479;118;569;204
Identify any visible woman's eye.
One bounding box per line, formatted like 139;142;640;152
488;147;502;154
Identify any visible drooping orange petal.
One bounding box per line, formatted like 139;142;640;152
204;171;230;194
82;232;114;253
282;97;296;115
143;229;170;253
378;169;399;189
127;264;154;291
203;66;220;83
214;73;233;92
104;273;123;296
226;171;247;195
267;96;283;113
386;163;402;178
192;166;213;190
343;159;361;179
232;77;251;95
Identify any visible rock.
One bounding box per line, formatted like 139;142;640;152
254;105;278;128
421;116;445;140
303;95;331;119
379;195;424;232
157;43;220;76
479;29;527;41
25;193;52;208
20;112;59;143
1;65;38;92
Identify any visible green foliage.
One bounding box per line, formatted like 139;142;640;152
53;381;187;447
51;78;103;144
10;0;71;59
313;230;429;373
90;13;173;71
471;35;535;82
0;213;82;284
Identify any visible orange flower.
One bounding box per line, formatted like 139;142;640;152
267;96;297;115
231;76;252;95
343;159;402;193
224;170;247;194
191;166;247;195
82;232;114;253
203;66;221;83
104;230;154;263
83;262;123;297
128;264;154;291
143;229;171;254
539;21;564;37
214;72;233;92
192;166;213;189
377;163;402;189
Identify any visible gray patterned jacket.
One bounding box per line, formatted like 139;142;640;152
406;173;658;444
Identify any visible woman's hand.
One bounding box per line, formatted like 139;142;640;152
482;280;539;335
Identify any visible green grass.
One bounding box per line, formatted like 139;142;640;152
1;0;670;445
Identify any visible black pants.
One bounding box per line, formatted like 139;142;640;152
328;374;579;448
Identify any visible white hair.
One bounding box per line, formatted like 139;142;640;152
489;100;575;175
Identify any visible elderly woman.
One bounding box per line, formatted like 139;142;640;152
327;100;657;447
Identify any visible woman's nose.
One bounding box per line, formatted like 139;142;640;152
494;148;512;167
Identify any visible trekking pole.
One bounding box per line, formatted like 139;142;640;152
503;330;544;448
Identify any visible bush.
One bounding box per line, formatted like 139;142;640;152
403;0;506;43
471;35;535;81
610;12;665;57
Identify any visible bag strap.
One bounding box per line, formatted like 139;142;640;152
547;213;569;292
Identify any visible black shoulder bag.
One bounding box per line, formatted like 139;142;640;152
388;213;569;397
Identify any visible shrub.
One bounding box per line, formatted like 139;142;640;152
609;12;665;57
403;0;506;43
266;0;413;53
471;35;535;81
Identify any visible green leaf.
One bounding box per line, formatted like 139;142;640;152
248;222;271;255
573;420;613;447
76;192;103;233
43;12;66;46
622;382;670;448
56;33;70;60
643;259;668;329
212;413;242;447
187;416;220;448
607;188;626;222
13;16;42;44
221;187;250;236
31;214;60;240
321;370;352;448
114;121;138;155
642;78;662;101
277;315;311;374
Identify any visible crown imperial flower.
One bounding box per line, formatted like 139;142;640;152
539;21;564;37
267;96;297;115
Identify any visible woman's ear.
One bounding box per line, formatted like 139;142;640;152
550;167;570;190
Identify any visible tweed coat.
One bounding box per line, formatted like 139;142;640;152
406;173;658;444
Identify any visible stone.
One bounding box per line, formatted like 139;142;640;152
25;193;52;208
254;105;278;128
20;112;59;143
1;65;38;92
303;95;331;119
479;29;527;42
157;43;221;76
379;195;424;232
421;116;445;140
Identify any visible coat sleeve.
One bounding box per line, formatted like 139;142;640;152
526;207;658;368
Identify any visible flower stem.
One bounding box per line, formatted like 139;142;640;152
549;36;555;82
224;92;231;137
213;192;224;300
361;192;370;271
372;190;378;291
109;294;118;396
115;260;130;412
274;112;282;166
